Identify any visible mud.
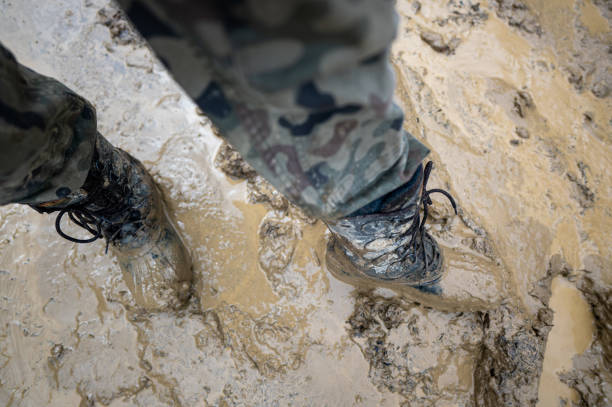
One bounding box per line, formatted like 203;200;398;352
419;31;462;55
494;0;543;35
347;294;483;406
1;0;610;406
559;256;612;407
474;262;556;407
214;142;257;182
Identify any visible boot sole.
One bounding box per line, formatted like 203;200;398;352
325;235;443;290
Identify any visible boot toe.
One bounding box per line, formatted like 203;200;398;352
116;223;192;311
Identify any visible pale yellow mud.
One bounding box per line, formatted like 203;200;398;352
537;276;595;407
0;0;609;406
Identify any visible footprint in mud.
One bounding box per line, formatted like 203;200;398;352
257;212;298;294
347;294;483;406
485;79;549;139
398;164;507;311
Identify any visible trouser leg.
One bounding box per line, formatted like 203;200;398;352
118;0;429;220
0;43;96;206
0;42;192;310
115;1;459;294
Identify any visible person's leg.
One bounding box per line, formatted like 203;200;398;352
118;0;429;220
117;0;456;286
0;43;191;309
0;44;95;206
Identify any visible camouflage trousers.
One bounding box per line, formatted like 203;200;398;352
0;0;429;220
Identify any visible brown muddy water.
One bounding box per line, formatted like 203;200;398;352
0;0;610;406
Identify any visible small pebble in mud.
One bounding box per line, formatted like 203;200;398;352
420;31;461;55
510;139;521;146
140;359;153;371
138;376;152;388
214;142;257;180
50;344;65;358
177;282;191;302
513;90;534;118
591;81;609;98
515;126;530;139
48;344;66;370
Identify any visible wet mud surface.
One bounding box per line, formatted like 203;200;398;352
0;0;610;406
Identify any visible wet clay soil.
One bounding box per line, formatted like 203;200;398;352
0;0;610;406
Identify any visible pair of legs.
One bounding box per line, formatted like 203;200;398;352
0;0;454;309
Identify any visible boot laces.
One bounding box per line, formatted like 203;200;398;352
55;194;145;253
53;198;143;253
44;170;145;253
55;207;102;244
408;161;458;277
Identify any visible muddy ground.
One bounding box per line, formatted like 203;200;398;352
0;0;610;406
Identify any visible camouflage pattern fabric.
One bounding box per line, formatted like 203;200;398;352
0;0;430;220
0;44;96;206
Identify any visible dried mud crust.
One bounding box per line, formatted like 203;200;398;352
474;303;552;407
409;0;489;55
561;344;612;407
491;0;542;35
346;255;562;407
348;295;483;406
214;141;258;181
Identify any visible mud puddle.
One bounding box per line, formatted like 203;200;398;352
1;0;610;406
538;276;595;406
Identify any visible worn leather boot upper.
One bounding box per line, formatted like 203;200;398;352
326;162;456;287
34;134;192;310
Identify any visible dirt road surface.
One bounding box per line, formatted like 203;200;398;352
1;1;610;406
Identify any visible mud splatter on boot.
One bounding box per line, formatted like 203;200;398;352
326;162;457;289
33;134;192;310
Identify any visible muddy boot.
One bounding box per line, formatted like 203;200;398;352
33;134;192;311
326;161;457;289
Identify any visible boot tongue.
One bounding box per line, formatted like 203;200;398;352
349;164;423;216
379;166;423;213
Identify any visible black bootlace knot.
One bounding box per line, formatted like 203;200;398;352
54;197;137;253
42;179;140;253
408;161;458;272
55;206;102;244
